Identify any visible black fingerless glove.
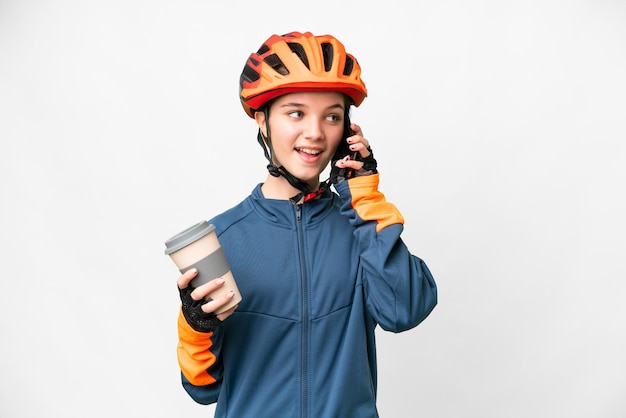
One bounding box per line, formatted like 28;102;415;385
178;285;221;333
355;149;378;176
329;160;351;185
330;147;378;185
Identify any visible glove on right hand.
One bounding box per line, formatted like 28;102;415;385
178;285;221;333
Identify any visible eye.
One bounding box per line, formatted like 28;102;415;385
326;113;341;123
288;110;303;119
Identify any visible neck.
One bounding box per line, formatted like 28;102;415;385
261;173;320;202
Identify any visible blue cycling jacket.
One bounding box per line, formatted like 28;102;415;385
177;173;437;418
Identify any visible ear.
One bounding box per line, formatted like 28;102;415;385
254;111;267;138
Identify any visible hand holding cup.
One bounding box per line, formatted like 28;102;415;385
165;221;242;316
177;268;238;323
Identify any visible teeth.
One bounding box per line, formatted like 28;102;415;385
297;148;321;155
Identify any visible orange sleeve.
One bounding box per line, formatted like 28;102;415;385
347;173;404;232
177;308;219;386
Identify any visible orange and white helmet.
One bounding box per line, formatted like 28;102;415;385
239;31;368;118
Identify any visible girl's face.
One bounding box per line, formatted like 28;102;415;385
255;91;346;189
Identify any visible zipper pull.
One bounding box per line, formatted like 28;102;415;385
296;204;302;220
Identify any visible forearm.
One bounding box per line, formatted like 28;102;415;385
336;173;438;331
177;308;223;388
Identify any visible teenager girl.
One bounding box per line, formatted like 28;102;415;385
175;31;438;418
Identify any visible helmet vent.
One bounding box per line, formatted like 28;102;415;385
241;65;260;85
287;43;310;69
321;43;333;72
264;54;290;76
257;44;270;55
343;56;354;76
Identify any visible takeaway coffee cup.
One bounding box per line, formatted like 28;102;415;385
165;221;242;314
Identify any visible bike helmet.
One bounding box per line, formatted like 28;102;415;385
239;31;367;117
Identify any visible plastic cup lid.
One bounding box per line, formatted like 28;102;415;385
164;221;216;255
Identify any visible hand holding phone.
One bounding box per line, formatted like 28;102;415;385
331;115;359;181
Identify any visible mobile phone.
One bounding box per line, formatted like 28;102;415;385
332;114;359;179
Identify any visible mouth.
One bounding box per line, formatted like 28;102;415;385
295;147;323;156
295;147;325;163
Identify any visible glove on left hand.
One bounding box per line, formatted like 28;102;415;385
356;148;378;175
330;147;378;185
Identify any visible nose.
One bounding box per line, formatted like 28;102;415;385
303;117;324;141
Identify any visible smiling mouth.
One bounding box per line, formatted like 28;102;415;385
296;147;322;156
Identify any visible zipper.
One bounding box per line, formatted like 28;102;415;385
295;203;309;418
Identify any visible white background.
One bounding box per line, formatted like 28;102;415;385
1;1;625;417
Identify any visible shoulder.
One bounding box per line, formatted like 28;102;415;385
208;195;255;236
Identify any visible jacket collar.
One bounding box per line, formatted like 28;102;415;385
248;183;338;227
